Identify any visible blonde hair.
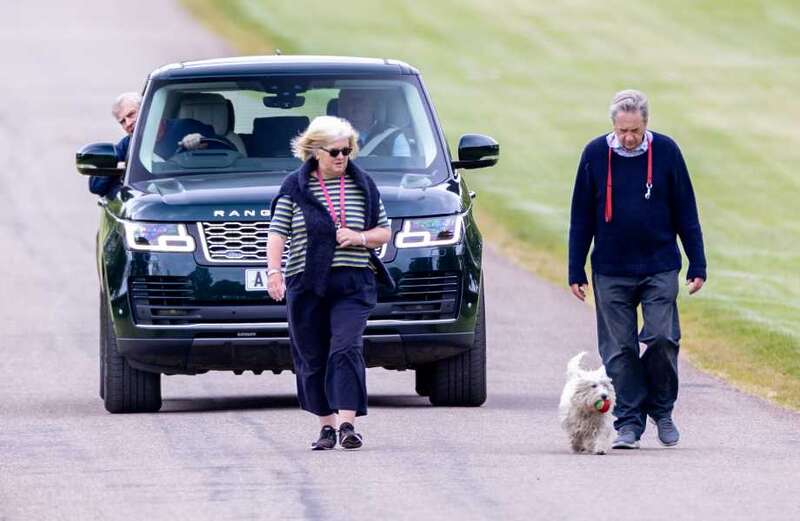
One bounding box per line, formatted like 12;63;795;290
291;116;359;161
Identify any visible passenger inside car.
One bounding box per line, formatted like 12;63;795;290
335;88;412;157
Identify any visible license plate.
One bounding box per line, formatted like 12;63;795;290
245;269;269;291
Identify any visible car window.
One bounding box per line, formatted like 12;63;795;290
132;75;447;183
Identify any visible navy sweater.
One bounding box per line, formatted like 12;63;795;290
568;132;707;285
270;158;395;296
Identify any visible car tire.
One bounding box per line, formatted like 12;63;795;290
101;296;162;413
429;283;487;407
415;365;434;397
99;293;106;400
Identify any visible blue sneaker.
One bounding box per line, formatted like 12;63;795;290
653;417;680;447
612;426;640;449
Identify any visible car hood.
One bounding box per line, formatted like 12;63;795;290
117;171;465;222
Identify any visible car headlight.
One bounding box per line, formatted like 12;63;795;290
395;215;463;248
123;221;196;252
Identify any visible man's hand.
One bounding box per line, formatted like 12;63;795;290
336;227;365;248
570;283;588;302
267;273;285;301
179;133;206;150
687;277;704;295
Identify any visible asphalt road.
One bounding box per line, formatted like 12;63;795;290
1;2;798;520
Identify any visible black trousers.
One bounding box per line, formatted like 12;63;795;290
592;270;681;435
286;267;377;417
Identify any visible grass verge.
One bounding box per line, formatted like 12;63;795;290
479;208;800;410
180;0;800;410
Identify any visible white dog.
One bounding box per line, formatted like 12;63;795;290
559;352;616;455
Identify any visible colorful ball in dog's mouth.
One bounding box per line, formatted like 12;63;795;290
594;399;611;413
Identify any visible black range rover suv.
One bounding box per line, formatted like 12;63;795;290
76;56;499;413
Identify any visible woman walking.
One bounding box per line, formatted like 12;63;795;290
267;116;392;450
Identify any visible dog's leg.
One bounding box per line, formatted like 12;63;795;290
570;434;584;453
581;433;602;455
592;439;608;455
592;426;612;455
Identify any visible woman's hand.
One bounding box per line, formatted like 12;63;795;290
267;272;285;301
336;227;365;248
337;227;391;249
266;232;287;301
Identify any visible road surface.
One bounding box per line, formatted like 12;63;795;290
0;2;798;520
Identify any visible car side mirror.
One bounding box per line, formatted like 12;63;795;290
76;143;124;177
451;134;499;170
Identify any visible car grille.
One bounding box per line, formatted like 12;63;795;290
197;221;386;265
130;276;199;325
198;221;271;264
378;272;460;320
130;271;460;326
130;276;280;326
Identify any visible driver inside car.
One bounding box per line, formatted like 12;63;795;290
153;117;237;159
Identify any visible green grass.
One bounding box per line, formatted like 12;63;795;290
182;0;800;408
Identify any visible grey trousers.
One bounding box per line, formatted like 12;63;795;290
592;270;681;436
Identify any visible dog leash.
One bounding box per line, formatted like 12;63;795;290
604;134;653;223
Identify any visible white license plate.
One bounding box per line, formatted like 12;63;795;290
245;269;270;291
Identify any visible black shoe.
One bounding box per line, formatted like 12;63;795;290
311;426;337;450
338;422;363;450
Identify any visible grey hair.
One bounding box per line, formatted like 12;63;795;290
291;116;359;161
609;89;649;123
111;92;142;117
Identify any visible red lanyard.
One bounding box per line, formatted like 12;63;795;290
604;135;653;223
317;172;347;228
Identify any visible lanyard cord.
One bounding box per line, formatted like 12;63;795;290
317;172;347;228
604;135;653;223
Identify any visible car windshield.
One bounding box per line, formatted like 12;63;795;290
131;74;447;183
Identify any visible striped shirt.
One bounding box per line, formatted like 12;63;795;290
269;173;390;277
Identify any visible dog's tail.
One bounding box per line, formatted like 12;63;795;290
567;351;586;377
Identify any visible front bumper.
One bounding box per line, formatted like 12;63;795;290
105;239;482;374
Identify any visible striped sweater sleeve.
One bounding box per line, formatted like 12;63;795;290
269;195;294;237
376;199;390;228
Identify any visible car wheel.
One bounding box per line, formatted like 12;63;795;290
415;365;434;397
99;293;106;400
429;282;487;407
101;296;162;413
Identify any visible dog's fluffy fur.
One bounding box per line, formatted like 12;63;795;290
558;352;616;455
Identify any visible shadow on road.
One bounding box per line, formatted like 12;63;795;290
161;394;299;413
485;392;558;411
160;393;431;413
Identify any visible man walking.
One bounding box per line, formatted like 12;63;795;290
568;89;707;449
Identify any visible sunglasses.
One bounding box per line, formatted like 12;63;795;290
321;147;353;158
